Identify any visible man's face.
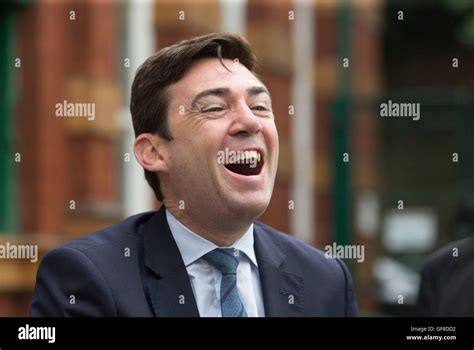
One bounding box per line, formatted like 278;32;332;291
162;58;279;224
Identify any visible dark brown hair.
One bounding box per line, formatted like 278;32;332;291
130;33;258;201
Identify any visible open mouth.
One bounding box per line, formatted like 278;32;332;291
224;149;264;176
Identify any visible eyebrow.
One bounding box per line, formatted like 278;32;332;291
190;86;271;109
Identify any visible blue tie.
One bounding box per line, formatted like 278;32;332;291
203;248;248;317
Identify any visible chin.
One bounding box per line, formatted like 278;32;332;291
226;192;271;219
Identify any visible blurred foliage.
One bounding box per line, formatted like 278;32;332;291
444;0;474;47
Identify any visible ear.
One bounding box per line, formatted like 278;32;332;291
134;133;169;173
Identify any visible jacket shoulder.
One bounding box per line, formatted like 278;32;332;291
423;236;474;272
61;211;155;253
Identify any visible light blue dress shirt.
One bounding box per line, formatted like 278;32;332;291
166;209;265;317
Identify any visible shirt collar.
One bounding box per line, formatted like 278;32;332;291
166;209;258;267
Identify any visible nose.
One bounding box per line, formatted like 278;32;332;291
228;103;262;136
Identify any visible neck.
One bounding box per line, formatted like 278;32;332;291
165;205;251;247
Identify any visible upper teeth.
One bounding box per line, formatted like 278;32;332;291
225;150;261;164
243;150;261;162
217;148;262;165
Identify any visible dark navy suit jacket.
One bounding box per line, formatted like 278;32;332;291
30;207;357;317
416;236;474;316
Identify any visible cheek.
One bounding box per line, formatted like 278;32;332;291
264;122;279;150
173;129;224;170
200;122;228;150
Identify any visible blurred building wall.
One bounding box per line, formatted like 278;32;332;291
0;0;386;316
1;0;122;316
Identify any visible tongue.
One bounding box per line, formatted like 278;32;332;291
226;163;260;176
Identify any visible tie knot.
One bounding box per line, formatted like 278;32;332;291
203;248;240;275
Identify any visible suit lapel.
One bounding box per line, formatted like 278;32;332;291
254;224;305;317
141;207;199;317
140;208;304;317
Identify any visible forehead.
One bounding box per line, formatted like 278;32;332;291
170;58;263;99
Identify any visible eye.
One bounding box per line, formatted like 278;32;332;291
202;106;225;113
251;105;269;111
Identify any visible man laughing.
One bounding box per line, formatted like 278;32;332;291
30;33;357;317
